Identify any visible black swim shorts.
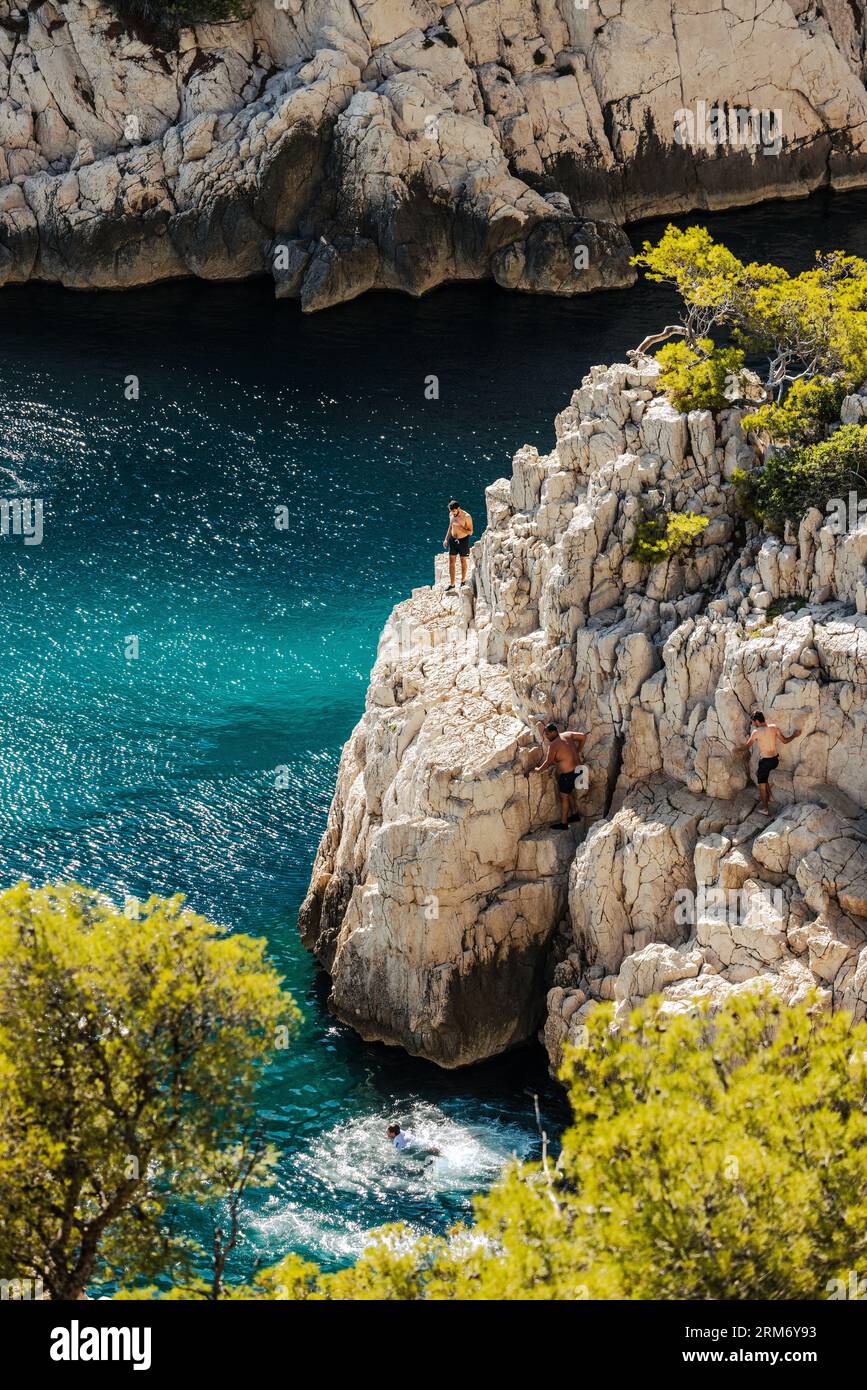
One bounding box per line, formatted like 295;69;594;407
558;771;577;793
756;755;779;784
448;535;470;557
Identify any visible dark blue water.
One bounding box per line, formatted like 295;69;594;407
2;188;865;1281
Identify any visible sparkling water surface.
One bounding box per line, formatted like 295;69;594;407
2;190;865;1280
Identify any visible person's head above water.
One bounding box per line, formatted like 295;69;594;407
751;711;766;725
386;1122;401;1139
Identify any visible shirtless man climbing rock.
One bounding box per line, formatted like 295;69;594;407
531;720;587;829
738;710;802;816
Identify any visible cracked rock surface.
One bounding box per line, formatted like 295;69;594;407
3;0;867;305
301;354;867;1069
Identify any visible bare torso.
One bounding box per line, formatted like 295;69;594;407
449;509;472;538
546;733;583;772
751;724;783;757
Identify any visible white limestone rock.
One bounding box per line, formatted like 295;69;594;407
4;0;867;303
301;358;867;1070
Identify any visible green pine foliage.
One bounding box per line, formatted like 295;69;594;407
109;0;250;40
633;226;867;392
654;338;746;412
635;226;867;532
122;992;867;1301
730;466;764;527
741;375;850;445
0;882;297;1301
630;510;709;564
739;424;867;535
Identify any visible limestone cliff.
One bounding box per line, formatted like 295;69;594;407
300;356;867;1069
4;0;867;307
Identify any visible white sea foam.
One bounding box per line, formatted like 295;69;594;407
245;1101;537;1266
305;1101;532;1192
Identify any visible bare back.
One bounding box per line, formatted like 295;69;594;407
547;732;584;773
751;724;782;757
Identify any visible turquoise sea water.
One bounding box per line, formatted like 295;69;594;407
2;190;866;1281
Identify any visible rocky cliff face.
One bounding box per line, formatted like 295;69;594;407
3;0;867;307
300;355;867;1069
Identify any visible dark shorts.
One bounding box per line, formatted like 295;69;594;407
557;771;577;794
756;755;779;785
448;535;470;557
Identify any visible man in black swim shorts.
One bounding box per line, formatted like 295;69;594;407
442;499;473;590
738;710;802;816
530;720;587;829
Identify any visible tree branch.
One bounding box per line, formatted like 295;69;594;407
627;325;687;360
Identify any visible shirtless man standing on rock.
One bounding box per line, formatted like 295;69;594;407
531;720;587;829
442;499;473;591
739;710;802;816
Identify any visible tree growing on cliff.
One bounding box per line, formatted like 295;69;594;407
129;991;867;1300
0;882;297;1300
735;422;867;534
632;225;867;406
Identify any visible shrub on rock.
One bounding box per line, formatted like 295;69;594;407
630;509;710;564
654;338;746;412
741;374;849;445
109;0;250;40
740;422;867;534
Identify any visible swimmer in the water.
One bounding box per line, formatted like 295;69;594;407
386;1121;440;1157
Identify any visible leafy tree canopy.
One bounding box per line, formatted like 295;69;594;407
736;423;867;535
654;337;745;413
633;225;867;400
0;882;297;1300
121;992;867;1301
